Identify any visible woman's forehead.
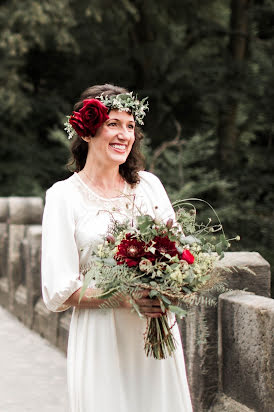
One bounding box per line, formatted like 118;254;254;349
108;109;135;122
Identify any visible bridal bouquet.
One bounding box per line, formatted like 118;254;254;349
79;199;237;360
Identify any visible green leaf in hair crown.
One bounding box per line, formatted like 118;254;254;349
96;92;149;125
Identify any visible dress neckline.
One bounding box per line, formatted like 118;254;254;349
73;172;128;202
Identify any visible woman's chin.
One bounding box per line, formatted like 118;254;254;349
107;150;129;164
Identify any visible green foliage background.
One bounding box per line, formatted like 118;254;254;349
0;0;273;293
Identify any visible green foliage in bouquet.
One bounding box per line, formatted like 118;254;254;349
79;200;239;360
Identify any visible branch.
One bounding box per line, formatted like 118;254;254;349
149;120;185;173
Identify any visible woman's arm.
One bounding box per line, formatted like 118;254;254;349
65;287;165;318
64;287;112;309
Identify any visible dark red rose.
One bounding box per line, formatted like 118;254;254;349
115;234;146;267
69;111;90;137
79;99;109;136
147;236;179;262
181;249;195;264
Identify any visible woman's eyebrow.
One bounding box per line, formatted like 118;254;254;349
108;118;135;124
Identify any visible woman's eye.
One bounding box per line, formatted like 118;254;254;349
128;124;135;130
108;122;117;127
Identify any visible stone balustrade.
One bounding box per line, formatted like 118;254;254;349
216;291;274;411
0;197;273;412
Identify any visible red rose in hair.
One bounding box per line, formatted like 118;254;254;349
115;234;146;267
79;99;109;136
147;236;179;263
181;249;195;264
69;99;109;137
69;111;90;137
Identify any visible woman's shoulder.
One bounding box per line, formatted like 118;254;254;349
136;170;169;201
45;174;77;201
137;170;163;188
136;170;174;220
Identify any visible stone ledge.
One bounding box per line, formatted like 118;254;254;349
181;252;271;411
218;291;274;412
214;251;271;297
216;251;269;268
210;393;256;412
0;196;44;225
0;198;9;222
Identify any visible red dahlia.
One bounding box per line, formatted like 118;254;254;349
115;234;146;267
147;236;179;262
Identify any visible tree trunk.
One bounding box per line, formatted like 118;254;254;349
127;0;155;90
217;0;251;168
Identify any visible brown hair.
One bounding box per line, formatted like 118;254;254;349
67;84;145;186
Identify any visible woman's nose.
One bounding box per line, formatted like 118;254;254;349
117;128;131;140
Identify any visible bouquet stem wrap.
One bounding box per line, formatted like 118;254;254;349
144;315;177;359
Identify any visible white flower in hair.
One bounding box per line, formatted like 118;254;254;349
96;92;149;125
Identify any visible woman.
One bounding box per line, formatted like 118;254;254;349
41;84;193;412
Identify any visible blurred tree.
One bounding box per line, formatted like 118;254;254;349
0;0;76;195
0;0;273;290
217;0;251;168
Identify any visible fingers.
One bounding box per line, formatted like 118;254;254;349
128;290;167;318
139;306;165;313
138;301;166;318
144;313;163;318
136;298;161;306
132;289;150;299
137;302;164;313
136;294;166;311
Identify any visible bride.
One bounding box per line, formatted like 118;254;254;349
41;83;193;412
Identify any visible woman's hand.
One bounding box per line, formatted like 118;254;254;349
121;289;166;318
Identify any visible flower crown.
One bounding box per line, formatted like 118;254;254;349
64;92;149;139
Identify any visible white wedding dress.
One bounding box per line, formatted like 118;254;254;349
41;171;193;412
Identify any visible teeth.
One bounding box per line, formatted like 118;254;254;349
110;144;126;150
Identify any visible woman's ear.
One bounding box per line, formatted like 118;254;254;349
81;136;91;143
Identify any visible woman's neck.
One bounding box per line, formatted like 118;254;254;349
79;157;124;198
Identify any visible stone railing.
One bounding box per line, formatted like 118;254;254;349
0;197;273;412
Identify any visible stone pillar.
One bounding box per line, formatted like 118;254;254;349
20;225;42;328
58;310;72;354
179;304;219;410
218;291;274;412
0;198;9;307
7;223;26;311
33;298;60;347
5;197;43;313
180;252;271;412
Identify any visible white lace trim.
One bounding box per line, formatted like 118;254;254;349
70;173;137;212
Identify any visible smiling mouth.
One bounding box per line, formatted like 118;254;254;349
109;144;127;152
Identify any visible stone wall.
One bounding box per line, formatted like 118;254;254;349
179;252;273;411
0;197;273;411
217;291;274;411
